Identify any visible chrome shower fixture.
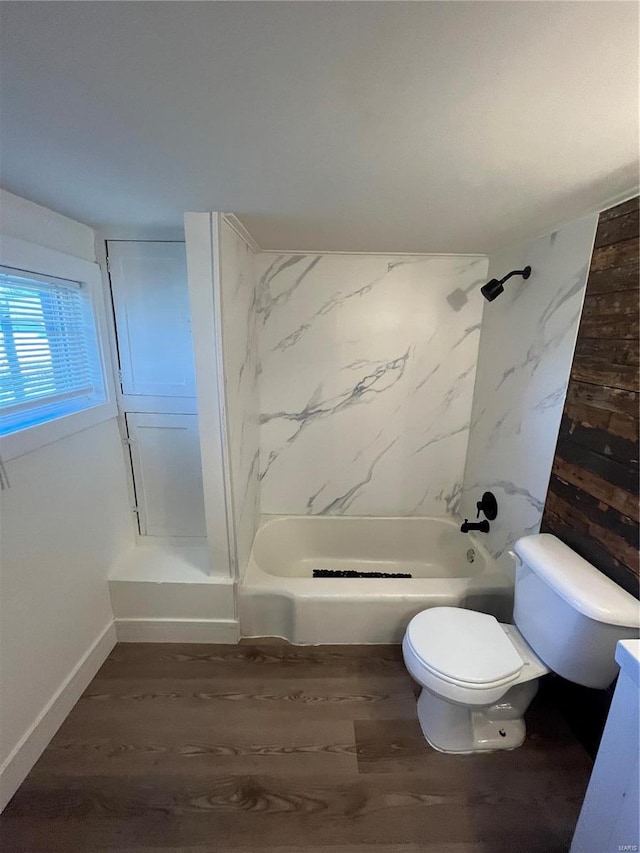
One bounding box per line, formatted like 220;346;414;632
481;265;532;302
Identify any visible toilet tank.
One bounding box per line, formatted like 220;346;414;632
513;534;639;689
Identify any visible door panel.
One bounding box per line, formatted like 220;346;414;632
126;412;206;538
108;241;196;398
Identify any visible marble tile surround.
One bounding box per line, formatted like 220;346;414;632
220;220;260;576
461;215;598;570
219;211;596;553
255;253;488;516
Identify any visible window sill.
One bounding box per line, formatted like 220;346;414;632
0;399;118;461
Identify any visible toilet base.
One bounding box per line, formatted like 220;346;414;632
416;680;539;754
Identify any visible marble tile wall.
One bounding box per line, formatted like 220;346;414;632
461;215;598;572
220;219;260;577
255;253;488;515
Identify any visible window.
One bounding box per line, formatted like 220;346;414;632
0;266;106;436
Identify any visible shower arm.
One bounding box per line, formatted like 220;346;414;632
497;267;531;286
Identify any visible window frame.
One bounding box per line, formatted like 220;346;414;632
0;234;117;460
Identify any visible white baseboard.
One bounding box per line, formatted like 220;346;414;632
115;618;239;643
0;620;116;813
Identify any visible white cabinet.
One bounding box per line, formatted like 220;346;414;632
107;241;205;540
126;413;207;538
108;241;196;399
570;640;640;853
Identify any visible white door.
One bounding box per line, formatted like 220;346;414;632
108;241;196;399
126;413;207;538
107;240;205;540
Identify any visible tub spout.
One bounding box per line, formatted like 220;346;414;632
460;519;490;534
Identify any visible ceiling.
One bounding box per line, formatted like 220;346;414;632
0;2;638;253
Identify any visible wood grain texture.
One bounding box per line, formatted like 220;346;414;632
577;313;639;340
565;378;638;417
574;336;639;368
588;236;639;272
593;207;639;249
581;262;639;294
548;456;638;520
542;196;639;598
544;489;638;571
0;642;592;853
564;400;637;442
597;197;639;222
557;412;639;467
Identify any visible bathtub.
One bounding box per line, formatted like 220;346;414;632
239;515;514;644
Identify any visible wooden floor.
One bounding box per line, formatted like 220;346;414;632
1;642;593;852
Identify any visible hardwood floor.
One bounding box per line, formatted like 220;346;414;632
0;642;593;852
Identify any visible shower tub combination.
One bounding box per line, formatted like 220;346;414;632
239;515;514;644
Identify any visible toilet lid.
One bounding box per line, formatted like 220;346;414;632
406;607;524;686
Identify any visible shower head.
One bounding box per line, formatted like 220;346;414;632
481;266;531;302
480;278;504;302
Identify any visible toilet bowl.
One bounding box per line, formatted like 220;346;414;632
402;535;640;754
402;607;549;753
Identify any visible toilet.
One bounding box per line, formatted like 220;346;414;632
402;533;640;753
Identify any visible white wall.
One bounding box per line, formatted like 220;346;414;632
219;220;260;578
461;215;598;571
184;213;235;580
0;188;96;262
256;253;488;516
0;190;133;809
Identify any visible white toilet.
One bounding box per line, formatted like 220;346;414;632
402;533;640;753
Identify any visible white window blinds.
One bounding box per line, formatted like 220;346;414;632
0;266;105;435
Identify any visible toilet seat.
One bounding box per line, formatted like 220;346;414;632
405;607;524;688
402;607;544;707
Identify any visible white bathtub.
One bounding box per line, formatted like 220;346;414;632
239;515;514;644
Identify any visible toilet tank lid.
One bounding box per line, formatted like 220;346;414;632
514;534;640;629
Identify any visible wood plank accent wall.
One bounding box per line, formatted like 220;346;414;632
541;197;639;598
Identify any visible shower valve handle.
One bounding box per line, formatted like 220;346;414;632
475;491;498;521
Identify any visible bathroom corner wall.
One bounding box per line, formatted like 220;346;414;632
461;214;599;570
256;254;488;515
542;198;639;598
219;219;260;578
